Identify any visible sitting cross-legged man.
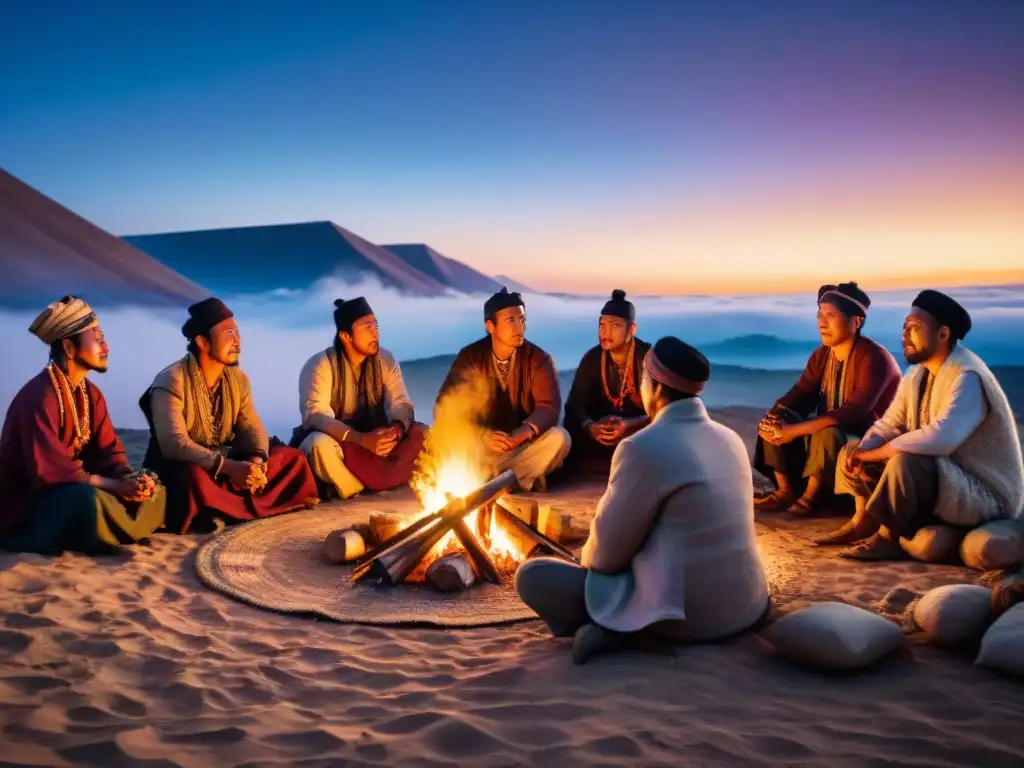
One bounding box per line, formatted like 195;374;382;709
754;282;900;516
140;298;319;534
437;288;570;491
816;290;1024;560
0;297;165;554
292;297;426;499
563;290;651;477
515;337;770;664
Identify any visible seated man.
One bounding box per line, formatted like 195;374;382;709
0;296;165;554
437;288;570;491
140;298;318;534
754;282;900;515
516;337;770;664
817;290;1024;559
563;290;651;476
292;297;426;499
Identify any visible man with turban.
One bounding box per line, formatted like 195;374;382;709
436;287;570;491
291;297;426;498
0;296;166;554
818;290;1024;560
754;282;901;516
563;290;651;476
139;298;318;534
516;337;770;664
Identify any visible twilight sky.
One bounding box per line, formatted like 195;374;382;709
1;1;1022;294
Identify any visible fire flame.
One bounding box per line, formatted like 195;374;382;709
409;373;526;568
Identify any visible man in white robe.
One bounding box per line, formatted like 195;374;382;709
515;337;770;664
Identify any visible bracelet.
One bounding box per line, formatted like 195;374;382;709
342;428;351;442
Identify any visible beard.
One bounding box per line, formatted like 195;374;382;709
217;348;241;366
76;354;108;374
904;344;932;365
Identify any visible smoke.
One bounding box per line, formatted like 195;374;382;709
2;278;1022;436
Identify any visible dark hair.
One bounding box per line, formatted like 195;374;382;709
484;313;496;325
187;333;209;357
49;332;84;364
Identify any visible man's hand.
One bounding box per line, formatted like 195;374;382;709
843;445;864;475
484;430;514;454
853;444;896;467
599;415;628;444
132;471;157;500
584;421;606;443
223;459;256;490
246;459;268;492
359;426;401;457
112;473;150;502
769;423;800;446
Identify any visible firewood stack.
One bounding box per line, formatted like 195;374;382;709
323;470;579;591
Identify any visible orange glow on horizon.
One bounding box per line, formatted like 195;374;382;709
421;157;1024;296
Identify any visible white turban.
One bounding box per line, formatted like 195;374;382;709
28;296;99;345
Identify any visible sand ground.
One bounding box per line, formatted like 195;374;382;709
2;410;1023;767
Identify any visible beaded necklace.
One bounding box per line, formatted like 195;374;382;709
45;362;91;454
601;339;638;410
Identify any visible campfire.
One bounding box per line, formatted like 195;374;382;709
324;468;576;591
324;377;578;591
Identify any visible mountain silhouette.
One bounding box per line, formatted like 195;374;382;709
493;274;537;294
0;169;207;309
384;243;501;294
125;222;449;296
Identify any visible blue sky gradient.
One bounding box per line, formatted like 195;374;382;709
2;1;1022;292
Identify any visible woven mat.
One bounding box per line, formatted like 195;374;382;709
194;499;543;628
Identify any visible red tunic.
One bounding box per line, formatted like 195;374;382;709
0;370;130;535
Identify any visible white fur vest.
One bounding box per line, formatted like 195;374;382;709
904;346;1023;524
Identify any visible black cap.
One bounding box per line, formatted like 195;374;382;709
182;298;233;339
484;287;524;318
333;297;374;333
601;289;635;322
912;290;972;340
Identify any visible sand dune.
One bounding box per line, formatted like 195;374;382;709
2;415;1023;767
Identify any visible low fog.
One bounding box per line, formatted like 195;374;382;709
2;279;1021;436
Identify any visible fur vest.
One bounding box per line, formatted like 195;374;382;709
903;346;1023;524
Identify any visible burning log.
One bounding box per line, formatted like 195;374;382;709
352;469;519;586
350;509;444;571
367;517;458;586
492;503;580;564
426;553;477;591
451;519;502;584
